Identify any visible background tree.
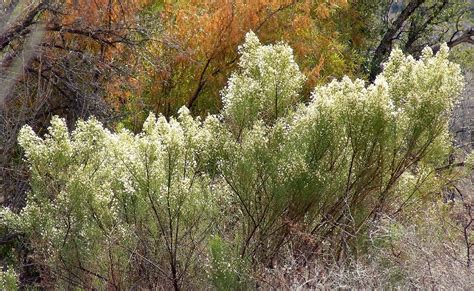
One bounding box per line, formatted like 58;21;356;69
120;0;367;130
360;0;473;81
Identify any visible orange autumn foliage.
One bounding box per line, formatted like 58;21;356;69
124;0;365;128
41;0;151;110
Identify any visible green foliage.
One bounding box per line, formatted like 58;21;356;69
209;235;245;290
0;267;19;291
0;33;465;289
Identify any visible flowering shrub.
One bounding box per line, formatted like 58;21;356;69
4;109;222;289
222;31;306;131
0;33;464;289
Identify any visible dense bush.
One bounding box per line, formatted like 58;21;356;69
0;32;467;289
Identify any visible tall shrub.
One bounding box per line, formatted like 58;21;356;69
1;33;464;289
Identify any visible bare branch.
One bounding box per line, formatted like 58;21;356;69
369;0;426;81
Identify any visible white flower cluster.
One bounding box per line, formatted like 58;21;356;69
222;31;306;130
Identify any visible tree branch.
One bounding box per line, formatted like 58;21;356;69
0;1;47;51
369;0;425;81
